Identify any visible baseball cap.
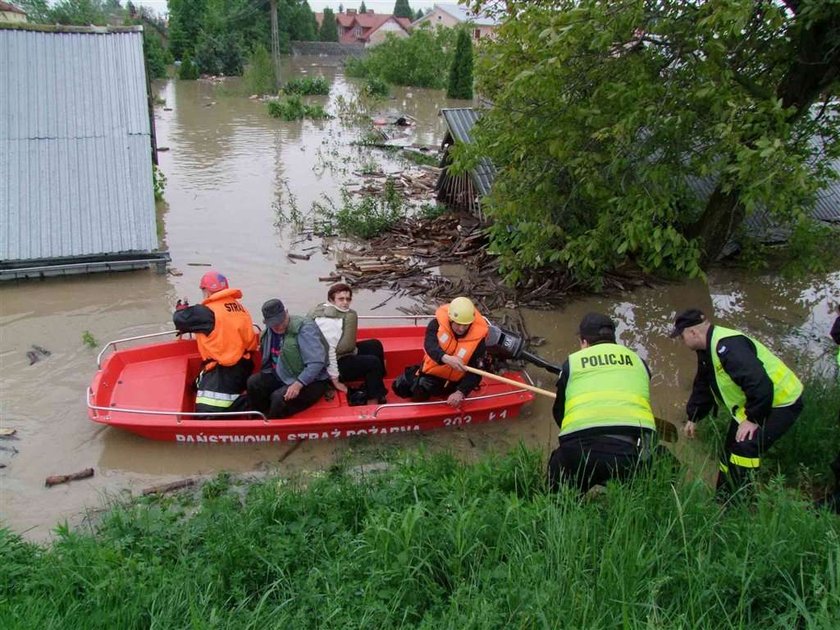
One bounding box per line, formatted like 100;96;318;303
262;298;287;327
669;308;707;338
199;270;228;293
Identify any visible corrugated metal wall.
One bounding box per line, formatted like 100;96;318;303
0;27;157;262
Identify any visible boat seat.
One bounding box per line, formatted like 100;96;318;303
113;355;193;412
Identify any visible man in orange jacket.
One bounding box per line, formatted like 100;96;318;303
395;296;488;408
173;270;258;415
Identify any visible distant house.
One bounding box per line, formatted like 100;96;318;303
414;3;500;41
315;9;411;47
0;1;26;23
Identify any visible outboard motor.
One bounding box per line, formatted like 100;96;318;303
486;322;562;374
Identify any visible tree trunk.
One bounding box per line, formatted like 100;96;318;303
690;6;840;266
270;0;281;89
690;187;745;266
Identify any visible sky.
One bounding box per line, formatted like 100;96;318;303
129;1;445;18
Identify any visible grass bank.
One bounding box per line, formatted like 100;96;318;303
3;440;840;627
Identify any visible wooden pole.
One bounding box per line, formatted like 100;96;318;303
463;365;679;442
270;0;281;89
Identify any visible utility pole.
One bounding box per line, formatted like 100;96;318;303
270;0;281;88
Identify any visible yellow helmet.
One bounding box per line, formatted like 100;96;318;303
449;297;476;325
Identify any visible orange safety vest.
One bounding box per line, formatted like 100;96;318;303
196;288;258;369
420;304;489;382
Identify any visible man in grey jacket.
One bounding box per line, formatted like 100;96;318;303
246;298;330;418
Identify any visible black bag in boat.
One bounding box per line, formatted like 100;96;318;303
391;364;421;399
347;386;368;407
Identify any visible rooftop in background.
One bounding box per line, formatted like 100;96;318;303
426;3;501;27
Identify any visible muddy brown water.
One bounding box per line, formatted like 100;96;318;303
2;58;838;540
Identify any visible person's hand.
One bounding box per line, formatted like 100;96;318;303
332;378;348;393
284;381;303;401
736;420;760;442
442;354;466;372
175;298;189;311
683;420;696;439
447;390;465;407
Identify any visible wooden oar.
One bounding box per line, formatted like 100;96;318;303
463;365;679;443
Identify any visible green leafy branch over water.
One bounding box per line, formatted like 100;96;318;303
2;378;839;627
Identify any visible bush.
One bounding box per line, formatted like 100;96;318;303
243;45;276;95
178;55;199;80
345;27;457;89
283;76;330;96
267;96;331;121
364;76;390;98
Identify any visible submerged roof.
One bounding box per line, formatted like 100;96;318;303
0;25;162;273
440;107;496;197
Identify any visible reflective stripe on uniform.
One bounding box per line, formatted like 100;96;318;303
195;390;240;408
719;462;729;474
729;453;760;469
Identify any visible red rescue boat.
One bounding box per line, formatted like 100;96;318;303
87;324;535;443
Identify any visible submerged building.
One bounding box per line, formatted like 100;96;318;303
0;24;168;280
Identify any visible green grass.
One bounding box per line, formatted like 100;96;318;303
3;439;840;628
282;76;330;96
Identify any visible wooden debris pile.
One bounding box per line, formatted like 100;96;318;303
347;167;439;200
322;211;655;311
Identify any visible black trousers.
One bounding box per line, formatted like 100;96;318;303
717;397;803;495
410;374;458;402
194;357;253;415
338;339;387;399
548;433;652;494
246;371;328;419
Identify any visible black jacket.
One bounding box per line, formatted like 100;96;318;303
686;325;774;424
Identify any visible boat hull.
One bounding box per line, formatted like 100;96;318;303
88;326;535;443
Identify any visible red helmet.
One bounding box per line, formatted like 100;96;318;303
199;270;229;293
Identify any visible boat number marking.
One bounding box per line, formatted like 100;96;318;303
443;415;472;426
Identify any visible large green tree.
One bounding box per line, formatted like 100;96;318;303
458;0;840;286
447;28;474;99
320;7;339;42
393;0;413;19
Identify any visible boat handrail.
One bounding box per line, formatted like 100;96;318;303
86;388;268;421
96;330;184;368
357;315;433;322
369;388;531;418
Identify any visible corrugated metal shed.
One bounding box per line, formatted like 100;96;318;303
439;108;496;197
0;25;167;279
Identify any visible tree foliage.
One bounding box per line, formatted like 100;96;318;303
447;29;474;99
320;7;339;42
243;45;276;94
345;26;458;89
392;0;413;19
167;0;318;74
458;0;840;287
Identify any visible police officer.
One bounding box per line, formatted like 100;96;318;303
173;270;258;415
672;308;804;496
549;313;656;493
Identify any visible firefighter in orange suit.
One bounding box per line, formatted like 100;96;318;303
414;297;489;408
173;270;258;415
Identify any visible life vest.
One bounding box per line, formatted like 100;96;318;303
197;288;257;369
308;303;357;358
261;316;328;379
561;343;655;437
710;325;803;423
420;304;489;382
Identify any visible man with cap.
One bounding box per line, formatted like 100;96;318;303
394;296;488;408
672;308;803;496
549;312;657;493
246;298;330;418
173;270;258;415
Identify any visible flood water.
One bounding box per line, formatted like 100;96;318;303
2;58;838;540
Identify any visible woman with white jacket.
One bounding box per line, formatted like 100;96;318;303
308;283;387;405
